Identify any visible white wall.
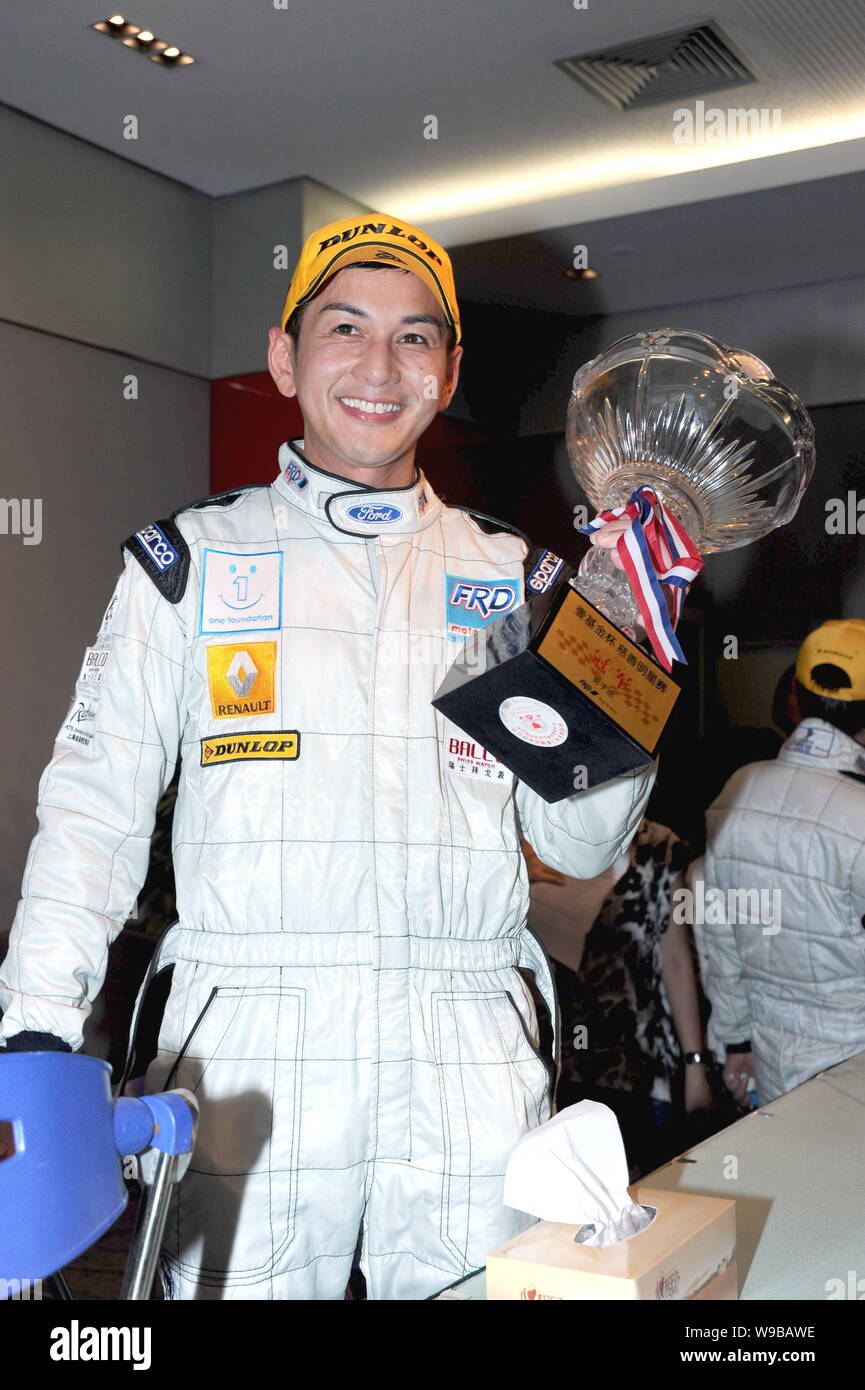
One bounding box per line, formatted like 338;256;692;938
0;321;209;927
209;177;370;378
519;275;865;436
0;107;215;935
0;113;373;936
0;105;211;376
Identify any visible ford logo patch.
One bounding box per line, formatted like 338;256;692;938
346;504;403;524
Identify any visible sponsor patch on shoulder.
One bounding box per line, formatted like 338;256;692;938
78;646;111;687
200;732;299;766
199;550;283;637
444;573;521;641
98;593;119;639
124;517;190;604
526;548;564;595
56;697;100;756
136;522;179;573
206;641;277;719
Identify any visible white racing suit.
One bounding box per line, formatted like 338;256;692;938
701;717;865;1102
0;442;655;1299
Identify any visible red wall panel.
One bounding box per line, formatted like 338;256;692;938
210;372;495;509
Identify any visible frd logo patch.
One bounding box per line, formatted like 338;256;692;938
444;573;521;640
206;641;277;719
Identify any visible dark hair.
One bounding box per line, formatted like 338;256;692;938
284;262;457;351
771;664;798;735
794;667;865;738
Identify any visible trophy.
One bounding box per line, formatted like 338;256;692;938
568;328;815;647
434;329;815;801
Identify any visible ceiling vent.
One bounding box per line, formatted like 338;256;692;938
555;21;759;112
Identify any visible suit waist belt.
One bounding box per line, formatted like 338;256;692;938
160;926;526;972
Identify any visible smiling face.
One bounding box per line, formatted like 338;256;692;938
268;265;462;487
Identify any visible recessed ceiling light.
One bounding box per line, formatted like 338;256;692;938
121;27;163;52
92;16;139;38
91;16;196;65
151;44;194;66
149;47;195;66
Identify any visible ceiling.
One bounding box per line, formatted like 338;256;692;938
5;0;865;333
5;0;865;252
449;166;865;317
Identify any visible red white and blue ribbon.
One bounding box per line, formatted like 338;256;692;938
580;486;703;671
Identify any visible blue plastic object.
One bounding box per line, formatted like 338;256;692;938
137;1091;196;1156
113;1096;158;1157
112;1092;194;1157
0;1053;128;1280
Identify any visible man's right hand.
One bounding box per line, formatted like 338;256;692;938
723;1051;756;1105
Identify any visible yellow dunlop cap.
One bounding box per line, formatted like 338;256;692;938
280;213;461;345
796;619;865;701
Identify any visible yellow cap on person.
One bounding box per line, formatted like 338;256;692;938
280;214;461;345
796;619;865;701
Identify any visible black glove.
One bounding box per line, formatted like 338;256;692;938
3;1031;71;1053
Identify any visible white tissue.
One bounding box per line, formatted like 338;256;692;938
503;1100;655;1247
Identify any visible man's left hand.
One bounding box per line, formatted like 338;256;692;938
723;1051;756;1106
587;516;631;570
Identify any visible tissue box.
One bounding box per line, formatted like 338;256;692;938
486;1187;736;1300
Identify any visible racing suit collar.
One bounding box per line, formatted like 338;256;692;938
272;439;441;536
780;716;865;777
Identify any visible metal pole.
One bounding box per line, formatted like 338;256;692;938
120;1149;181;1301
45;1270;74;1300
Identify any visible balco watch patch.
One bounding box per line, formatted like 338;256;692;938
207;642;276;719
200;732;300;766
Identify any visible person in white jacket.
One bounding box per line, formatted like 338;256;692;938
702;619;865;1106
0;215;654;1300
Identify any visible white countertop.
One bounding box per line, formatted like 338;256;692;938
433;1050;865;1300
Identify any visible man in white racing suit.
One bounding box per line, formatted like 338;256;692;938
0;215;655;1299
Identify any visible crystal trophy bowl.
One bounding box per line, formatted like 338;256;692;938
567;328;816;634
433;330;816;802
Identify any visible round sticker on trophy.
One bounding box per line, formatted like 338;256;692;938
499;696;568;748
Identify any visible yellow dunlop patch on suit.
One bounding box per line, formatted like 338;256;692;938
207;641;277;719
200;732;300;766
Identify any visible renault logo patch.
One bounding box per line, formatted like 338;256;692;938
206;641;277;719
200;732;300;766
